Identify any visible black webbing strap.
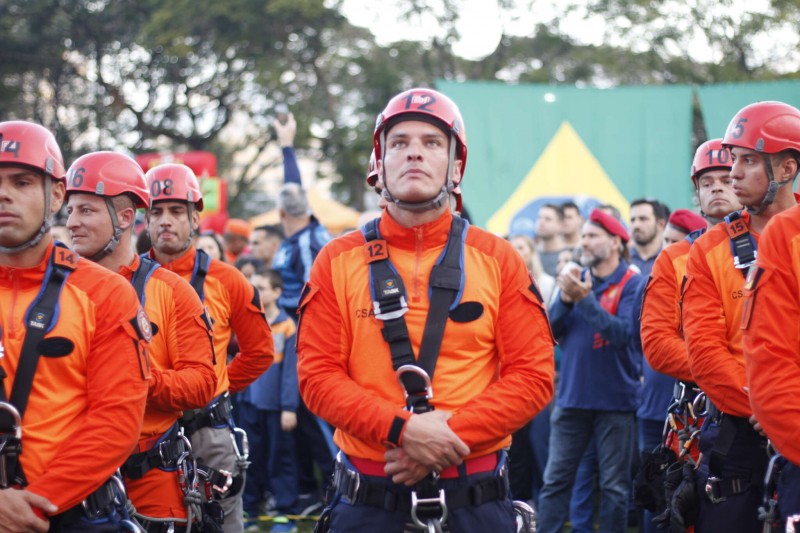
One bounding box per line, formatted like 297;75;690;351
361;216;466;411
190;249;212;302
130;255;160;305
724;211;757;278
0;244;76;487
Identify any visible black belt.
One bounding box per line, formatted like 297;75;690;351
180;393;232;437
52;474;128;526
332;458;508;514
123;423;186;480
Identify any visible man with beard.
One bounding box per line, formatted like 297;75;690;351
538;209;642;533
629;198;670;276
144;163;274;533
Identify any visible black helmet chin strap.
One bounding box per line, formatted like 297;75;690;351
86;197;123;262
0;177;53;254
746;153;794;215
379;130;458;213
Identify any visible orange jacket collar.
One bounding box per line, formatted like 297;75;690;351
378;209;454;252
0;240;55;289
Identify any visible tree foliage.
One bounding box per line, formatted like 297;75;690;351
1;0;798;214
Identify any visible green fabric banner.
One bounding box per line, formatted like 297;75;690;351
436;80;695;233
697;80;800;139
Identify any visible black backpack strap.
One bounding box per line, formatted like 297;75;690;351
130;256;160;306
724;211;757;278
0;244;76;487
190;249;212;302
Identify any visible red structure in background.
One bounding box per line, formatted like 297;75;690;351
135;151;228;234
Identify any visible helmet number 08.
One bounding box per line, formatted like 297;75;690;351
150;179;174;198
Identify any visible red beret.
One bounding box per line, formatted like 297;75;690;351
668;209;706;234
589;208;629;243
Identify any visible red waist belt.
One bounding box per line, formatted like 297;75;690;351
349;453;498;479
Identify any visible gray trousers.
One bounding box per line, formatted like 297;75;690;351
191;425;246;533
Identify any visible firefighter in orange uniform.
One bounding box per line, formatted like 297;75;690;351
641;139;739;382
0;122;149;532
296;88;554;532
144;164;273;533
682;101;800;532
742;158;800;529
64;151;218;532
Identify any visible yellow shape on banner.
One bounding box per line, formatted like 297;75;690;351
486;122;630;235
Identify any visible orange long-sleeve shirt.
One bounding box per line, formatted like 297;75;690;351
0;242;148;511
296;209;555;461
152;246;273;395
640;239;694;381
683;213;756;417
743;205;800;465
119;255;217;437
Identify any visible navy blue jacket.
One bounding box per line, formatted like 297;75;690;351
631;275;675;422
240;310;299;412
549;260;642;412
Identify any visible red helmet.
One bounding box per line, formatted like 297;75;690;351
722;101;800;154
144;163;204;211
691;138;731;187
373;87;467;176
366;149;379;187
0;120;65;181
66;151;149;208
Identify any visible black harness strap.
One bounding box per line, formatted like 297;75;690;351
131;256;160;305
362;216;466;413
190;249;212;302
0;244;77;487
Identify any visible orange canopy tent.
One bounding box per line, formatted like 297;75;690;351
249;187;361;236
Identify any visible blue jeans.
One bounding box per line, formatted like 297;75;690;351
569;438;597;533
538;407;635;533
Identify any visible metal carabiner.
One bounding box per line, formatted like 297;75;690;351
232;427;250;462
692;391;708;417
396;365;434;402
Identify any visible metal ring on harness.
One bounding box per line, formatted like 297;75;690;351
410;487;447;531
512;500;538;533
692;391;708;417
0;403;23;489
396;365;434;402
0;402;22;440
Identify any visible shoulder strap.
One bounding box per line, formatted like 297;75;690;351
362;216;467;413
0;244;76;488
190;249;212;302
724;211;757;278
685;227;706;245
131;256;160;306
598;268;635;316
